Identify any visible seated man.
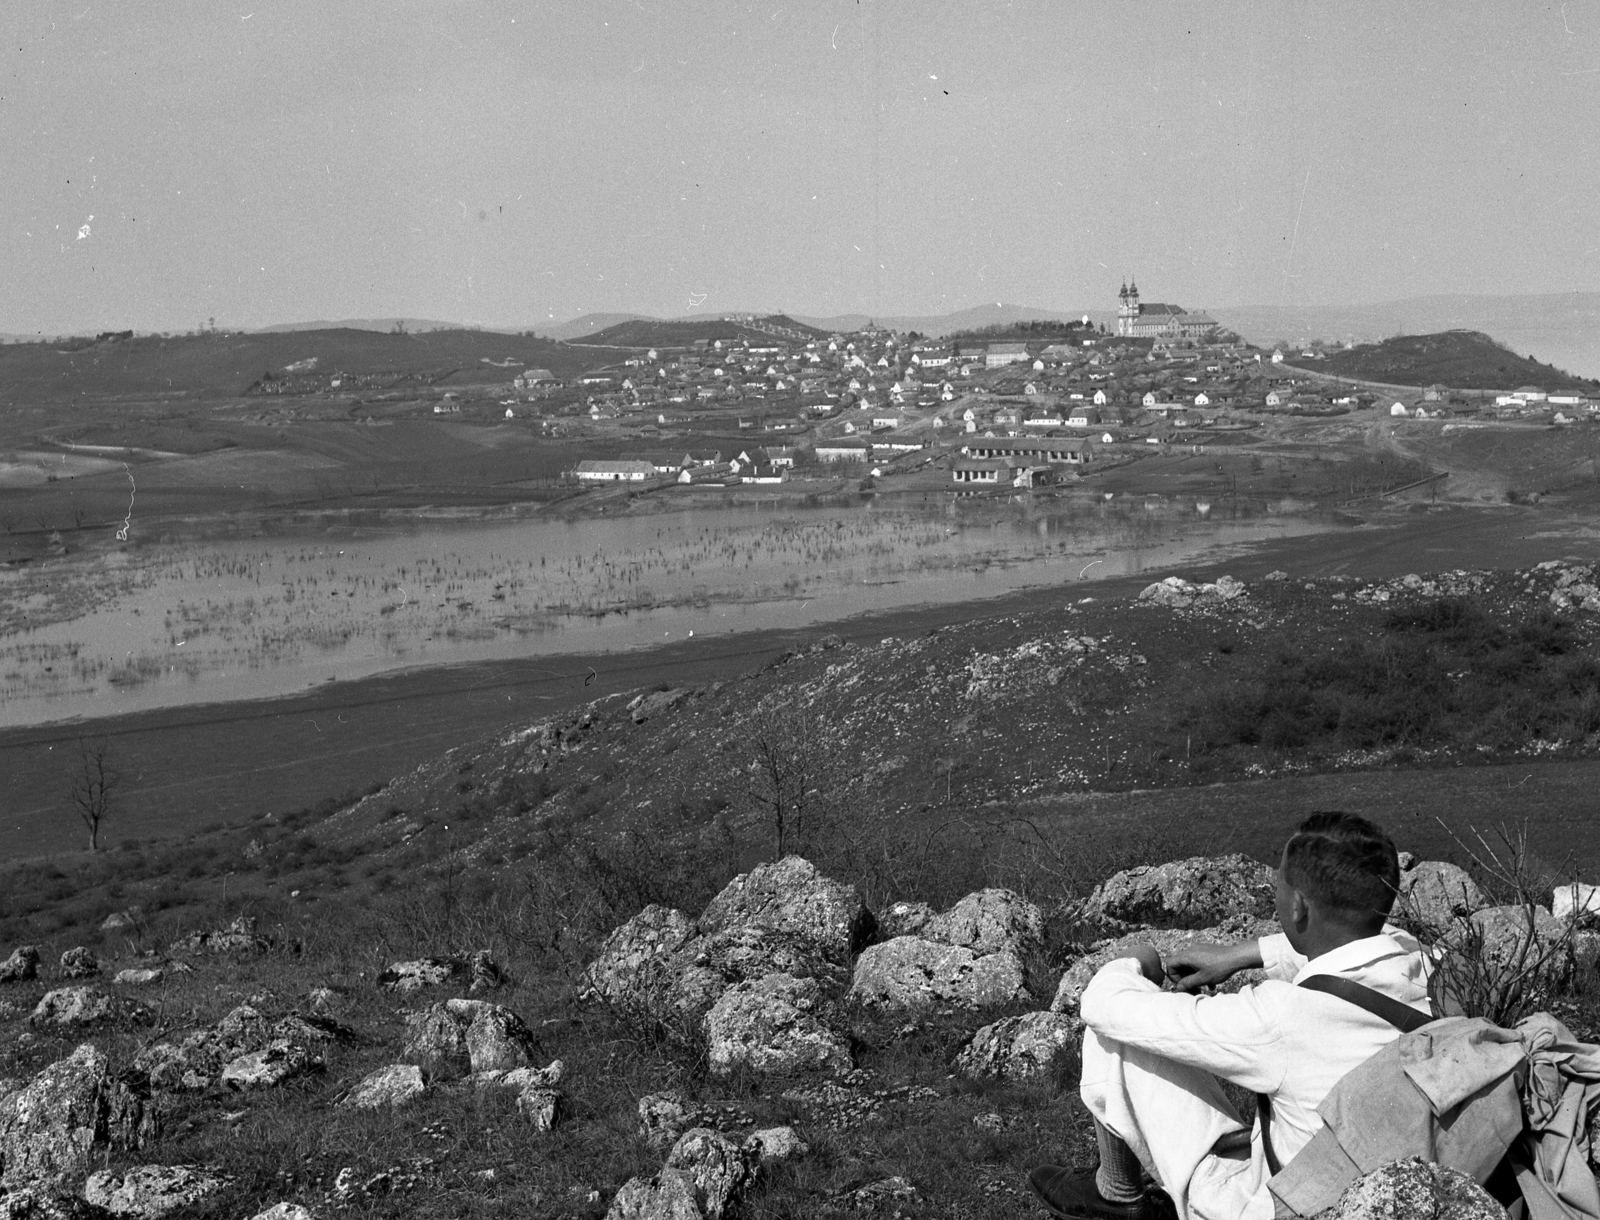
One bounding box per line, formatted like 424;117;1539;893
1029;812;1431;1220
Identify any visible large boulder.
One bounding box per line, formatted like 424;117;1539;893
134;1005;347;1092
1320;1156;1506;1220
168;916;269;955
848;937;1029;1015
82;1165;228;1219
954;1011;1080;1081
1050;921;1277;1015
0;947;40;984
401;999;539;1077
343;1064;427;1110
704;974;852;1075
29;988;148;1030
1396;860;1487;936
697;856;872;963
662;1128;751;1220
923;889;1043;957
1441;905;1572;994
606;1170;703;1220
0;1045;153;1192
582;905;698;1023
0;1186;111;1219
1083;855;1276;929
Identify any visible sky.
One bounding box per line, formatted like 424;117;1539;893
4;1;1600;335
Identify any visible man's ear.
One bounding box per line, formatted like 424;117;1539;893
1289;889;1312;934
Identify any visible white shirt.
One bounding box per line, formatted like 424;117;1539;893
1080;929;1432;1216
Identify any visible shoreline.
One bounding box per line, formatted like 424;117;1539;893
2;501;1593;861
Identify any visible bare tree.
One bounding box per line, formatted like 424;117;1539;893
744;706;818;859
69;740;119;851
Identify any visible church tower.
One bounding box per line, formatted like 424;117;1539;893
1117;279;1141;337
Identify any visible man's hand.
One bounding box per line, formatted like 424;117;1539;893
1163;940;1264;993
1110;942;1166;986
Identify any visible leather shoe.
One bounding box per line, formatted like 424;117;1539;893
1027;1165;1175;1220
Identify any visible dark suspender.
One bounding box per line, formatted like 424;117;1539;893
1258;976;1435;1176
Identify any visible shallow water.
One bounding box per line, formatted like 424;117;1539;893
0;498;1334;726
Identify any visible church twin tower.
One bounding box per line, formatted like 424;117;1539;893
1114;280;1216;340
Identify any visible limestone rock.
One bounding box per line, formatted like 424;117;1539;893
630;687;691;724
955;1011;1080;1081
99;912;137;933
1050;922;1276;1015
82;1165;227;1219
582;905;697;1022
472;1061;564;1091
697;856;873;963
664;1128;750;1220
376;958;464;993
112;969;163;987
220;1039;321;1090
639;1092;698;1150
1552;882;1600;929
848;937;1029;1015
1083;855;1276;929
468;949;505;993
56;950;99;981
606;1169;702;1220
29;988;148;1030
245;1206;313;1220
0;1186;111;1218
0;1044;153;1192
1320;1156;1506;1220
343;1064;427;1109
743;1126;808;1165
924;888;1043;957
168;916;269;955
134;1005;346;1092
875;901;934;940
401;1000;539;1077
0;947;40;984
516;1087;561;1130
1137;575;1247;608
1444;905;1572;992
1397;861;1487;936
704;974;851;1075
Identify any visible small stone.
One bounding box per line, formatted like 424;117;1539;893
245;1206;313;1220
468;949;505;993
29;987;148;1029
516;1087;561;1130
56;948;99;980
343;1064;427;1109
639;1091;697;1149
377;957;465;992
113;968;163;987
743;1126;808;1164
219;1039;321;1090
664;1128;750;1220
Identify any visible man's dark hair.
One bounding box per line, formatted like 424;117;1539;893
1282;811;1400;927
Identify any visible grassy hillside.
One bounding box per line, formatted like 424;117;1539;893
0;329;600;405
1313;330;1597;391
3;563;1599;1218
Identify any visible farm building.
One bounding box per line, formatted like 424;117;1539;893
961;436;1093;464
573;460;655;482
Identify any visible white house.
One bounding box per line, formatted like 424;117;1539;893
574;460;655;483
1390;402;1409;417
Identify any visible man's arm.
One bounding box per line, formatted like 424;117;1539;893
1163;939;1265;993
1079;957;1289;1094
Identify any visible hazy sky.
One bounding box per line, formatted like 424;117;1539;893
4;2;1599;334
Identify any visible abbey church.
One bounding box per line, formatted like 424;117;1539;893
1115;282;1218;339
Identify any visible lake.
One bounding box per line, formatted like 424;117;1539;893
0;495;1334;727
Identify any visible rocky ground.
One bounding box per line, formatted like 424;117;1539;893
1;850;1596;1218
3;560;1600;1217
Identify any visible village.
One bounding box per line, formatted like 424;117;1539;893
457;289;1600;500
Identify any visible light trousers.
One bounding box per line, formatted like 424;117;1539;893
1079;1028;1270;1220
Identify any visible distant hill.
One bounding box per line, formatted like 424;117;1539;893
572;314;832;348
0;327;602;404
795;303;1103;338
1310;330;1598;391
540;313;649;342
1214;292;1600;381
253;318;488;336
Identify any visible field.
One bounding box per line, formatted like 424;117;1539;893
1313;330;1599;392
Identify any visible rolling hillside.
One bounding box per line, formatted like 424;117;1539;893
1310;330;1598;391
568;314;832;348
0;328;601;404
